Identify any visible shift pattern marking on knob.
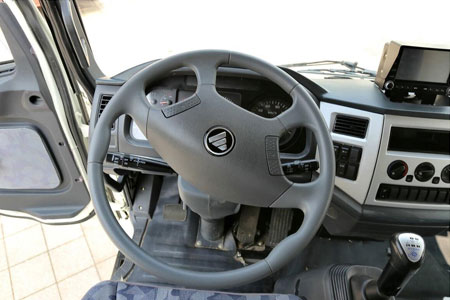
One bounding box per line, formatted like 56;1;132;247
398;233;425;263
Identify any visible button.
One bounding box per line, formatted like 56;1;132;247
129;156;139;168
282;163;294;175
108;153;123;165
337;162;347;177
106;153;114;162
349;147;362;163
377;185;391;200
122;156;130;167
426;189;438;202
345;163;359;180
417;188;428;202
387;160;408;180
398;187;409;200
309;160;319;171
414;162;435;182
406;175;413;182
138;159;149;170
302;161;311;172
408;188;419;201
436;190;448;203
334;144;341;158
390;186;400;199
432;177;440;184
340;146;350;161
441;165;450;183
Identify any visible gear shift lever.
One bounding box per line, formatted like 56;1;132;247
365;233;425;299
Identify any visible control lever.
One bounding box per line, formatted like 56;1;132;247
281;159;319;175
365;233;425;299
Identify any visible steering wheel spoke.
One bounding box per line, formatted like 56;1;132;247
271;177;326;210
276;84;316;131
184;51;230;86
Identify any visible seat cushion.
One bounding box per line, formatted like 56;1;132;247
82;280;299;300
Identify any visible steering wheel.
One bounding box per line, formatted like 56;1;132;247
88;50;335;289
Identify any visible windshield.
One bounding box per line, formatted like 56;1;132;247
0;28;13;63
79;0;450;77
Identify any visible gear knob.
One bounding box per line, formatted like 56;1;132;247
377;233;425;296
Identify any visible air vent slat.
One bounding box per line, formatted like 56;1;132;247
333;114;368;138
98;95;112;119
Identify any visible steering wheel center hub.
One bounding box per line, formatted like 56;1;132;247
204;126;235;156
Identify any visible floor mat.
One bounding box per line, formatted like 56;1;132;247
282;235;449;298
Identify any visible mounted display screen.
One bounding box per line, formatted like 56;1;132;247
395;48;450;83
388;127;450;155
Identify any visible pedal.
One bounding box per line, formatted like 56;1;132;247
163;203;187;221
236;206;260;245
266;208;294;247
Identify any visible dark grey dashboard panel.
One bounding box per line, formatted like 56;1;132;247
97;61;449;120
317;79;450;120
324;186;449;238
93;71;313;168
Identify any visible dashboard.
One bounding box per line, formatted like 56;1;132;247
91;57;450;238
128;76;305;153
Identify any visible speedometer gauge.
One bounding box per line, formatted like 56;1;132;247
250;98;296;147
250;99;290;118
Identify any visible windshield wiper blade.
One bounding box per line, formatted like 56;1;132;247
298;69;375;79
281;60;377;77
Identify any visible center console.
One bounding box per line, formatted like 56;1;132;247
366;115;450;209
321;42;450;213
320;104;450;211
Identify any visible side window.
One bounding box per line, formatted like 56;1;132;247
0;28;13;64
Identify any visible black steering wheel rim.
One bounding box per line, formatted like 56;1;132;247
88;50;335;289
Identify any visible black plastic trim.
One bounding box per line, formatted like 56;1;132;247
316;79;450;120
325;185;449;238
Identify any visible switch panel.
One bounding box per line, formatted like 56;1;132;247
376;184;450;205
333;142;362;180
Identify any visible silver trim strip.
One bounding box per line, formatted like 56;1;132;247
320;102;384;205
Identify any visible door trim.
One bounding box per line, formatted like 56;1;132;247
1;0;94;224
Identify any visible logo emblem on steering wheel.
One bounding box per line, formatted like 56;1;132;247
204;127;235;156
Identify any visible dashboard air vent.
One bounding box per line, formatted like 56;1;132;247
333;114;368;138
98;94;112;119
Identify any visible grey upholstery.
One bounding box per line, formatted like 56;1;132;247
82;281;299;300
0;127;60;189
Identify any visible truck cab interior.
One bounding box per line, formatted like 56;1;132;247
0;1;449;299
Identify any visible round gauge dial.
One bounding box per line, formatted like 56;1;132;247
250;98;290;118
250;98;296;146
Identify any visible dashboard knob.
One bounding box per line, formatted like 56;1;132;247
384;80;395;90
441;165;450;184
414;162;435;182
387;160;408;180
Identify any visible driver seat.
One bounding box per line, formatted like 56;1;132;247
82;281;299;300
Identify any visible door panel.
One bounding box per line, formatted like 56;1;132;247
0;127;60;189
0;3;91;221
